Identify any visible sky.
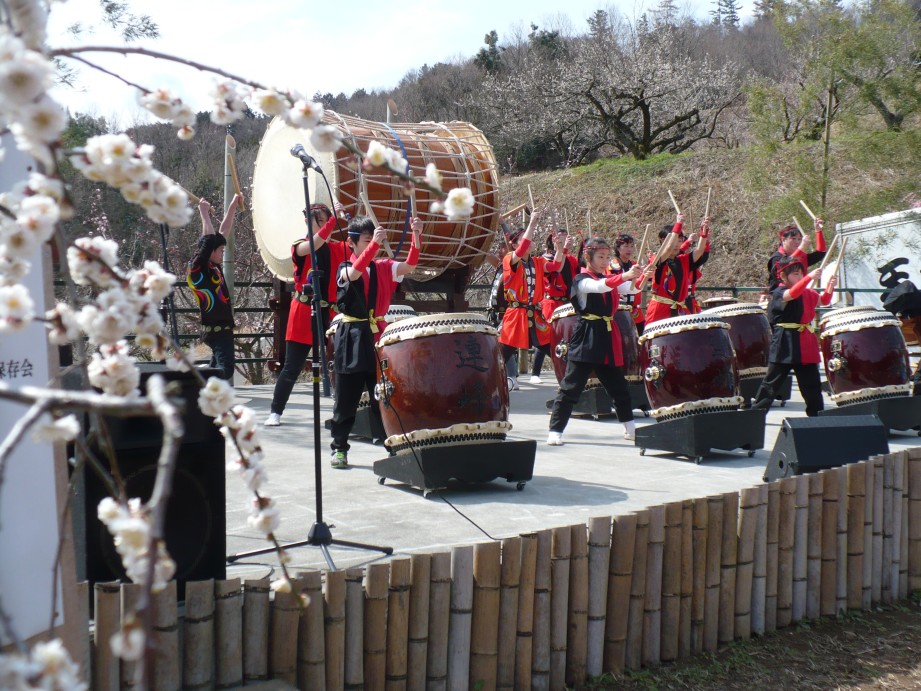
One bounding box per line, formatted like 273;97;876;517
48;0;751;126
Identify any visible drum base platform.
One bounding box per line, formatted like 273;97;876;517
819;395;921;433
635;409;767;463
738;377;763;406
324;406;386;445
373;440;536;497
629;382;652;414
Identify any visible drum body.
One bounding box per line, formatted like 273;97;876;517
638;314;741;420
820;311;911;405
700;296;738;310
549;303;577;383
252;114;499;283
818;305;878;332
702;304;771;382
614;304;642;383
376;313;510;451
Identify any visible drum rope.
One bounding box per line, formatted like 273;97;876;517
382;122;414;256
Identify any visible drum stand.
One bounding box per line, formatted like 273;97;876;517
634;408;768;464
228;161;391;569
818;395;921;434
545;382;651;418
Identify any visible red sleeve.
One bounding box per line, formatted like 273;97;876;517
543;259;562;273
679;238;691;252
787;273;813;300
671;220;683;235
820;283;835;306
514;238;532;258
317;214;337;241
352;241;380;274
815;228;827;252
604;274;624;290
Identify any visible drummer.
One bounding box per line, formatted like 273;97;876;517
609;233;645;333
643;213;709;327
532;228;581;383
328;216;422;468
679;218;711;313
751;255;837;416
766;217;827;292
547;237;643;445
264;202;348;427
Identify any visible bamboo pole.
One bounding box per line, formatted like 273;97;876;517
516;534;538;690
94;582;120;691
765;484;780;632
736;488;758;640
691;498;708;652
447;546;474;691
364;563;390;690
386;558;412;691
892;452;906;600
660;502;683;662
679;500;693;658
531;530;552;690
550;526;572;689
296;570;326;689
270;581;299;686
806;474;824;620
872;457;885;605
820;469;840;617
586;517;611;678
835;466;849;614
703;496;723;652
792;476;809;622
497;538;521;691
862;461;875;609
882;455;895;605
643;505;665;667
751;486;768;637
426;553;451;691
900;452;911;598
120;583;141;690
500;202;529;220
625;510;649;671
76;581;91;691
777;478;796;628
566;524;589;688
152;581;179;691
719;492;739;643
243;579;270;683
215;579;243;689
182;580;213;691
408;554;432;691
344;567;365;690
324;569;346;691
470;543;501;689
908;449;921;591
605;514;637;672
847;463;867;609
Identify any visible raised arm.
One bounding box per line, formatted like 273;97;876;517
396;217;423;277
344;226;388;282
510;210;541;267
199;198;216;237
692;217;710;262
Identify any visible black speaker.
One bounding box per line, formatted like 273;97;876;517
762;414;889;482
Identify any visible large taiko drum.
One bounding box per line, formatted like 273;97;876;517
375;313;510;452
548;304;641;386
638;314;741;421
818;304;878;331
614;305;642;383
820;310;911;405
252;113;500;282
702;303;771;384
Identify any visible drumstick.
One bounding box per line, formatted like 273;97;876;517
637;223;651;263
667;190;682;216
564;209;570;233
799;199;817;221
586;209;592;235
811;234;841;287
226;154;247;212
359;187;394;258
792;215;806;235
703;187;711;220
500;202;529;220
527;184;536;212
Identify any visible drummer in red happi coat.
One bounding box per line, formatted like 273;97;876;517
766;217;828;293
531;228;581;383
643;213;709;327
609;233;646;333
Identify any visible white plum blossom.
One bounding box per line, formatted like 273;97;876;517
210;80;249;125
67;236;120;286
286;99;323;129
165;348;191;372
198;377;236;417
443;187;475;220
0;46;53;106
0;283;35;333
32;414;81;443
45;302;80;345
425;163;444;192
247;497;281;536
365;140;389;168
6;0;49;50
384;147;409;175
0;638;87;691
110;624;145;662
87;341;140;396
270;578;293;594
0;256;30;286
97;497;176;592
139;87;182;120
310;124;342;153
253;88;288;116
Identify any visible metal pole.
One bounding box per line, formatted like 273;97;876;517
821;77;834;210
223;132;236;299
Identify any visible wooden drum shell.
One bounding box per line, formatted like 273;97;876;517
702;304;771;380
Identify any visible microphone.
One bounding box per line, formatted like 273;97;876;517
290;144;322;172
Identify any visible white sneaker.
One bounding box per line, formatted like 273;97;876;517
263;412;282;427
529;375;542;385
507;377;520;392
623;431;635;441
547;431;564;446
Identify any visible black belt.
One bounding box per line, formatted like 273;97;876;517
293;293;329;307
203;325;233;333
509;302;540;309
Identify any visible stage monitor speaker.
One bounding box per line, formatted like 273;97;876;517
762;414;889;482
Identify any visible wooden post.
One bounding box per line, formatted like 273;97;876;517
94;582;120;691
703;496;723;651
76;581;91;690
806;473;823;620
271;582;299;686
386;558;411;691
447;546;474;691
819;469;839;617
516;534;538;690
872;456;884;604
408;554;432;691
792;476;809;622
679;500;693;658
765;484;780;632
892;453;906;600
364;563;390;690
531;530;552;690
691;498;708;652
497;538;521;690
549;526;571;689
324;569;346;691
344;567;365;690
426;553;451;691
624;510;649;671
847;463;867;610
660;502;682;661
152;581;180;691
604;514;636;672
215;579;243;689
182;580;214;691
120;583;142;689
736;488;758;640
862;461;875;609
243;579;270;684
751;486;768;637
643;505;665;667
882;455;895;605
566;524;589;688
908;449;921;592
719;492;738;643
586;517;611;678
470;543;501;689
777;478;796;628
900;452;911;598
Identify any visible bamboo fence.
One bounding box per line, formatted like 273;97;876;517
81;450;921;691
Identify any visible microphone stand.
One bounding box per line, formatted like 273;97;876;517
158;223;180;341
227;159;392;570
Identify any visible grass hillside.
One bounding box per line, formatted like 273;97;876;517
497;130;921;292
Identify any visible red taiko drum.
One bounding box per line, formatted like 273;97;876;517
818;305;879;332
614;304;642;383
376;313;510;451
820;310;911;405
549;303;578;383
638;314;740;421
702;303;771;384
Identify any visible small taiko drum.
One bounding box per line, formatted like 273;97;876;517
638;314;741;421
549;303;641;387
701;295;738;310
818;305;878;331
820;310;911;405
702;303;771;384
375;313;510;452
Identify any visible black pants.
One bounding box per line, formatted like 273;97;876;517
531;343;550;376
549;360;634;433
205;332;235;381
500;344;520;379
753;362;824;416
330;369;382;452
270;340;315;415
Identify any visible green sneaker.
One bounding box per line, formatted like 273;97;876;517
330;449;348;469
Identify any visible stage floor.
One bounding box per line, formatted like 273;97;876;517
225;377;921;580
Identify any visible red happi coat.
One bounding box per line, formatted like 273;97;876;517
499;252;559;348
